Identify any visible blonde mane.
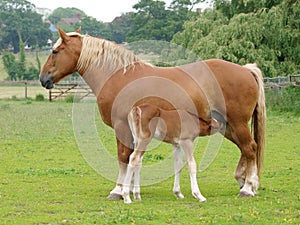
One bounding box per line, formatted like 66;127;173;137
76;36;144;76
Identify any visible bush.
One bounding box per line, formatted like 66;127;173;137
35;94;45;101
266;85;300;114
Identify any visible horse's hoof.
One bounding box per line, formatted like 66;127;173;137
123;197;132;204
238;191;254;197
107;193;123;200
134;193;142;201
174;192;185;199
199;198;207;202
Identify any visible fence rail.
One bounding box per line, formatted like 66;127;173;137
48;83;94;101
264;74;300;88
1;74;300;100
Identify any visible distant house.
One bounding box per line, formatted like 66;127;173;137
60;17;81;25
58;14;82;26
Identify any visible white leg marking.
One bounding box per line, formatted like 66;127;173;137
172;144;185;199
122;164;135;204
239;162;258;197
108;162;127;199
133;157;142;201
180;140;206;202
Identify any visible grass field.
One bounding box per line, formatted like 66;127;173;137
0;100;299;224
0;85;48;99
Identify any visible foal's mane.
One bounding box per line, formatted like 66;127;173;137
76;35;145;75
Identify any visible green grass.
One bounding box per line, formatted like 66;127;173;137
0;100;299;224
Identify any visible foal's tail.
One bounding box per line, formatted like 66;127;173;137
243;63;266;178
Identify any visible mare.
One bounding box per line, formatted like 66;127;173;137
124;103;223;203
39;28;266;202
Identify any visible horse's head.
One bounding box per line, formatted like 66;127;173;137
40;28;83;89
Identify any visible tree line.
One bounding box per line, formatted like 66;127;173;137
0;0;299;80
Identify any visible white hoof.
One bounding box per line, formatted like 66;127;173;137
123;194;132;204
134;193;142;201
193;192;207;202
174;191;185;199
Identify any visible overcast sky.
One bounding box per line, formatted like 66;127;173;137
28;0;171;22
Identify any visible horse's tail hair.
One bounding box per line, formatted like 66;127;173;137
243;63;266;178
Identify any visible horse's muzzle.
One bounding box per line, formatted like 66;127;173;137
40;74;54;89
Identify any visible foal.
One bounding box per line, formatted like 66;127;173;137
122;103;223;203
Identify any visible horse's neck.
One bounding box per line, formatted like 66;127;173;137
80;67;115;97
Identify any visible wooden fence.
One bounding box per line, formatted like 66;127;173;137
48;82;94;101
1;74;300;101
264;74;300;89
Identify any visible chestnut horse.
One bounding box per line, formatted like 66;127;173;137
40;28;266;201
123;103;224;203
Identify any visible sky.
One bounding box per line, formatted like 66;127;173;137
28;0;172;23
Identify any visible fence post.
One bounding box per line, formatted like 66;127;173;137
49;90;52;102
24;82;28;99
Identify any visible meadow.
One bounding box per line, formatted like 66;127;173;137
0;99;299;224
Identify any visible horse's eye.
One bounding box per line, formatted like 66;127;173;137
52;50;59;54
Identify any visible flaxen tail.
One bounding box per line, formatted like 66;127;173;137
243;63;266;179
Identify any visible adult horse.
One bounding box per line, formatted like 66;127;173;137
40;28;266;200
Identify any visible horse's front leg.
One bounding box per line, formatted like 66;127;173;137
180;140;207;202
108;122;133;200
172;144;185;199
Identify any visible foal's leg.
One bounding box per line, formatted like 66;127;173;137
132;157;143;201
122;150;145;204
180;140;206;202
172;144;185;199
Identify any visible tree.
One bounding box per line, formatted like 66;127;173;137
109;13;133;43
0;0;51;52
214;0;282;19
126;0;198;42
76;16;112;40
173;0;300;77
2;33;39;80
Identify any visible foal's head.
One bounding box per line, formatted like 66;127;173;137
40;28;83;89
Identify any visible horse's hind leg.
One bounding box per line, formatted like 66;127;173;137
227;123;259;197
172;144;184;199
225;126;247;189
234;155;247;189
180;140;206;202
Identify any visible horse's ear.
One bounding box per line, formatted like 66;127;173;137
76;27;81;33
58;27;70;42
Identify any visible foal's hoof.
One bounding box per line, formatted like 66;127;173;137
107;193;123;200
238;191;254;198
134;193;142;201
174;192;185;199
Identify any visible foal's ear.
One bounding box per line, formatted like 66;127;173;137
76;27;81;33
58;27;70;42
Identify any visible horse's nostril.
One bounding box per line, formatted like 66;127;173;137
44;79;54;89
40;74;54;89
